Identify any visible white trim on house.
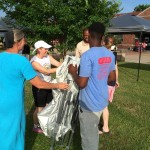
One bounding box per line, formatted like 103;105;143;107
137;7;150;17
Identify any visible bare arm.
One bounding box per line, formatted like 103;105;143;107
31;61;57;75
68;64;88;89
115;63;119;88
29;76;69;90
49;55;62;67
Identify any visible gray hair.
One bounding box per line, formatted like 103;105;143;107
5;29;25;48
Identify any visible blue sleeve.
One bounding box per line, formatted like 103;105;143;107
79;53;92;77
20;57;37;80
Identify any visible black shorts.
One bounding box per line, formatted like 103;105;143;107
32;86;53;107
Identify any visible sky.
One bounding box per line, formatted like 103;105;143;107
120;0;150;13
0;0;150;17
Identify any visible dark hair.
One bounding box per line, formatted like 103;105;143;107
83;28;89;34
89;22;105;34
5;31;14;48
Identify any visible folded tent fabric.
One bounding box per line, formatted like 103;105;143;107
38;55;80;140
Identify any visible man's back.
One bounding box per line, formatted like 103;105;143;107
68;22;116;150
79;47;115;112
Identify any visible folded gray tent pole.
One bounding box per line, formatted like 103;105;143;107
49;56;79;150
50;80;73;150
59;91;73;145
66;96;79;150
56;91;72;147
60;92;78;148
50;90;68;150
54;91;75;148
57;91;71;124
50;87;78;150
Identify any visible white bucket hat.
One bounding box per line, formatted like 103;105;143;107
33;40;52;53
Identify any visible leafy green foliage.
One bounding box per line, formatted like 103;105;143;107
134;4;150;11
1;0;120;51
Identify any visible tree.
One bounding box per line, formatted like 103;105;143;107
134;4;150;11
0;0;120;54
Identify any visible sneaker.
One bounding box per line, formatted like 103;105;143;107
33;126;43;133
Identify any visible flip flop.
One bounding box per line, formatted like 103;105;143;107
99;129;110;135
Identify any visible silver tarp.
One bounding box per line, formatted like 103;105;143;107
38;55;80;141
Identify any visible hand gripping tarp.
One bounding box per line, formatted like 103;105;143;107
38;55;80;141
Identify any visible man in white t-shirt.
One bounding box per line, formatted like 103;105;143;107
75;28;90;58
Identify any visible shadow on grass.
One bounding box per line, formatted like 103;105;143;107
25;104;38;150
118;62;150;71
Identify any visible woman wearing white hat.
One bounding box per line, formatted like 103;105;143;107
30;40;62;133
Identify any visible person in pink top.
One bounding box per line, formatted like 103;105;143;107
99;36;119;134
142;40;147;51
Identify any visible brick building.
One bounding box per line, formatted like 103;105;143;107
109;7;150;50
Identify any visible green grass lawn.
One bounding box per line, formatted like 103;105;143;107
24;62;150;150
